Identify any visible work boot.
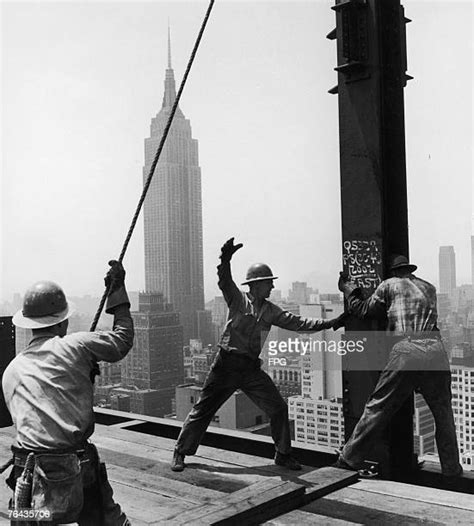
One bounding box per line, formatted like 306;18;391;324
274;452;302;471
171;449;185;472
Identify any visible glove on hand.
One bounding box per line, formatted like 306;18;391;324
338;271;354;293
104;260;126;294
220;237;243;261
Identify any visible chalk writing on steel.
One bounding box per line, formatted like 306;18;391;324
343;240;382;290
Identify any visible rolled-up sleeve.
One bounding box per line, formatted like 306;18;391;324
217;260;242;310
346;285;386;320
80;305;134;362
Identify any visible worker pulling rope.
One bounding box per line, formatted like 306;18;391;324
90;0;216;334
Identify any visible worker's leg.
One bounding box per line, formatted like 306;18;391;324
241;368;291;455
175;360;237;456
418;351;462;477
340;342;418;469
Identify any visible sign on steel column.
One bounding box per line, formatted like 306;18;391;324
328;0;414;479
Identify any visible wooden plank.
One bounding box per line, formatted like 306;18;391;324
170;479;306;526
163;478;294;523
95;440;255;494
264;509;362;525
300;467;358;502
354;479;474;511
111;419;145;428
93;432;277;491
198;482;305;526
106;463;223;504
309;486;474;525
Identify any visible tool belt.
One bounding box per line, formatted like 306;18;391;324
5;443;98;523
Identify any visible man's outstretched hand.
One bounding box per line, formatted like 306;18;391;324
220;238;243;261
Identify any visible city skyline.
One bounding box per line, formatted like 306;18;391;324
1;1;473;305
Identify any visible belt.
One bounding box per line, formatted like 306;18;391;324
12;444;88;468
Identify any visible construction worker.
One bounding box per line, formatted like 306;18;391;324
336;255;462;478
171;238;346;472
3;261;133;525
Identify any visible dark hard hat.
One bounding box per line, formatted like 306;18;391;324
13;281;74;329
241;263;278;285
389;255;417;273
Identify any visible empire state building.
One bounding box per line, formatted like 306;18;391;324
143;31;205;344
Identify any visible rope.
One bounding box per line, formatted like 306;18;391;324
89;0;216;333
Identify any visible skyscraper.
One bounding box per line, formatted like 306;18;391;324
120;292;183;416
439;245;456;296
143;29;204;344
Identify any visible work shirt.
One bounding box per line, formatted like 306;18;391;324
346;275;438;336
217;260;333;359
2;305;134;451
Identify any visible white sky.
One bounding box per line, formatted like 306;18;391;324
1;0;473;305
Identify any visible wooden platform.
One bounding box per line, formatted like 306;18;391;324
0;424;472;525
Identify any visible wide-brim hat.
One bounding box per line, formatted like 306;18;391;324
241;275;279;286
12;302;75;330
389;254;417;273
241;262;279;285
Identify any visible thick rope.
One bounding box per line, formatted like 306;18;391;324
90;0;216;333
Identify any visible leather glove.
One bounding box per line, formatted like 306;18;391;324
338;271;357;295
220;237;243;261
105;260;125;294
104;260;130;314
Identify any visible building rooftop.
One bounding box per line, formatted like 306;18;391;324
1;418;472;525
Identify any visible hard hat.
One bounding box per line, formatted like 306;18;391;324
241;263;278;285
12;281;75;329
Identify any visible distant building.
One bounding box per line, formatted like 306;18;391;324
451;350;474;471
197;310;215;346
439;246;457;296
288;282;311;305
143;31;204;345
209;296;228;344
120;292;184;417
269;358;302;400
190;347;217;385
413;394;435;457
288;303;345;453
270;289;282;303
175;384;269;430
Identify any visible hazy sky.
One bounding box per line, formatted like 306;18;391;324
1;0;473;307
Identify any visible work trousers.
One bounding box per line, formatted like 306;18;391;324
7;443;129;526
341;338;462;476
176;351;291;455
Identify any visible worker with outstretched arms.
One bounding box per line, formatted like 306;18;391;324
335;255;462;478
171;238;346;472
2;261;134;525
